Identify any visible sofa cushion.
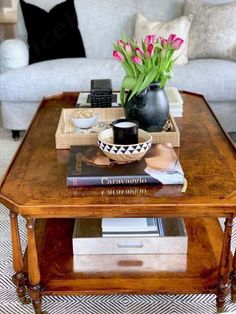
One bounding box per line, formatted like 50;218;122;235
76;0;139;58
135;14;192;65
20;0;85;64
0;58;236;103
16;0;236;59
135;0;184;22
17;0;188;59
170;59;236;102
0;58;124;102
17;0;138;59
184;0;236;61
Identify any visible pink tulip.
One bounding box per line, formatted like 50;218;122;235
161;38;168;47
124;43;132;54
167;34;177;43
167;34;184;50
117;39;125;46
147;44;154;58
135;47;144;57
113;50;125;62
145;34;158;46
131;56;142;65
170;38;184;50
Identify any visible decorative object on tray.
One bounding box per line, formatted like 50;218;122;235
112;119;139;145
124;82;169;132
90;79;113;107
70;110;98;129
113;34;184;131
77;92;120;108
76;87;183;117
97;128;152;162
73;121;111;135
55;108;180;149
72;217;188;256
67;143;185;187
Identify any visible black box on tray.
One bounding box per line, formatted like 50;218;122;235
90;79;113;107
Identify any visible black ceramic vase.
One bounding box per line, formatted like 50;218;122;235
124;83;169;132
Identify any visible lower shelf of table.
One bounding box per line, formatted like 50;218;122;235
23;217;229;296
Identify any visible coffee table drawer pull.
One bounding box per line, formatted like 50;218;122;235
117;242;144;248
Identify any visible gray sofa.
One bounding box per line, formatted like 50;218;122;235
0;0;235;134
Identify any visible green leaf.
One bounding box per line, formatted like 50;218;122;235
122;33;127;43
120;47;138;78
120;87;126;105
155;42;163;50
130;38;138;50
122;76;137;90
138;67;157;93
128;73;145;101
136;64;146;74
122;63;133;77
120;76;137;105
125;56;137;78
142;41;147;54
147;58;152;71
113;43;119;51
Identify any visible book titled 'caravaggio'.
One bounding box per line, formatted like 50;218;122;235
67;144;184;187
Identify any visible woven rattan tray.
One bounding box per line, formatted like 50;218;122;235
55;107;180;149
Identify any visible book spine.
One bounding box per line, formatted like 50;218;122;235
67;175;159;187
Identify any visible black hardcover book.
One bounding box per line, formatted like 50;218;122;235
67;144;184;187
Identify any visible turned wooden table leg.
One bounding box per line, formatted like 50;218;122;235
231;247;236;301
10;211;31;304
217;217;233;313
26;218;48;314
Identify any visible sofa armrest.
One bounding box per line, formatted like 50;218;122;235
0;39;29;72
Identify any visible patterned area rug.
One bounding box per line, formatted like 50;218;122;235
0;128;22;179
0;127;236;314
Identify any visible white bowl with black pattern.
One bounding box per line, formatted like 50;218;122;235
98;128;152;162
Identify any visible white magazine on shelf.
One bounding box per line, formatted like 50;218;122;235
102;218;158;233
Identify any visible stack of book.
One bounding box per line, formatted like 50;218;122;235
67;143;185;187
165;87;183;118
102;218;161;237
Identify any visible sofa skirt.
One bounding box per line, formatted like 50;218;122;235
1;101;40;130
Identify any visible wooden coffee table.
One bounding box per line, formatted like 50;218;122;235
0;92;236;314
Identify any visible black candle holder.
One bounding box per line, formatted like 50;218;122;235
112;119;139;145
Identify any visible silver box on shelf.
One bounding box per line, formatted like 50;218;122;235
73;253;187;273
72;218;188;255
